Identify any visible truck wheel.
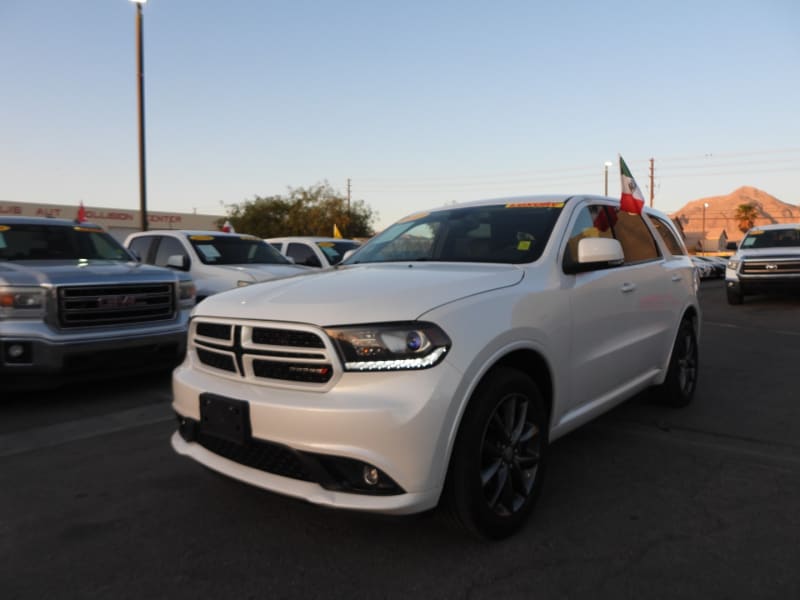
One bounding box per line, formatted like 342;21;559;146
655;319;698;408
726;288;743;305
445;367;547;540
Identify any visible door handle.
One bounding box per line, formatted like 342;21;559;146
620;282;637;293
671;274;682;282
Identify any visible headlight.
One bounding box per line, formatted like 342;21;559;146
178;280;196;307
0;286;46;318
325;322;451;371
726;259;740;270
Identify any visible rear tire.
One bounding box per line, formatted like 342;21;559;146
444;367;547;540
655;318;698;408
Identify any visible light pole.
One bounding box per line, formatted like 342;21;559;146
603;161;613;196
131;0;148;231
702;202;709;253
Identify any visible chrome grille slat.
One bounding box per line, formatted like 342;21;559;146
58;283;175;328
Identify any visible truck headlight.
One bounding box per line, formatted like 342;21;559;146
726;259;740;270
325;322;451;371
178;280;196;307
0;286;46;318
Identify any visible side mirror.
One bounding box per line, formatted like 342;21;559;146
564;238;624;274
167;254;190;271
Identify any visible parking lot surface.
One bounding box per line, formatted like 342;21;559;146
1;280;799;599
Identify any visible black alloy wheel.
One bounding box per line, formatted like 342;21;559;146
656;318;698;407
445;366;547;540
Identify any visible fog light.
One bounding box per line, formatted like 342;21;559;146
4;341;32;364
362;465;380;486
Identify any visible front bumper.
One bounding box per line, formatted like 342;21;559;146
171;357;466;515
0;313;190;386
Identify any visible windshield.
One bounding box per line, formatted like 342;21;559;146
345;202;564;265
0;223;132;261
187;234;292;265
316;240;360;266
741;228;800;249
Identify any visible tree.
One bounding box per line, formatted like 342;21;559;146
220;182;378;238
735;203;759;233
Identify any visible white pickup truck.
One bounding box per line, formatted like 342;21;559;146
725;223;800;304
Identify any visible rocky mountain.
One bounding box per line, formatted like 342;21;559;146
670;186;800;248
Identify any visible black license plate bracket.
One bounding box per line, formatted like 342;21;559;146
199;393;251;445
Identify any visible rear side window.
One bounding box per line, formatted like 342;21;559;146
614;211;660;264
128;236;154;261
649;216;686;256
154;237;187;267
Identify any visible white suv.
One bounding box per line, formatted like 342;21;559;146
125;230;309;301
725;223;800;304
171;195;700;539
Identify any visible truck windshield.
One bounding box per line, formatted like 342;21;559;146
0;224;132;261
345;202;564;265
187;235;292;265
741;228;800;248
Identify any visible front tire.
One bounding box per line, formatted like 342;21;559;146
655;318;698;407
444;367;547;540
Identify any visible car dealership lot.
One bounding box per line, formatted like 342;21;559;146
2;280;799;599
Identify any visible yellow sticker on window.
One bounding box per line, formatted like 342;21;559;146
749;230;764;235
73;226;103;233
239;235;259;241
517;240;531;251
0;225;10;231
190;235;215;241
505;202;565;208
318;242;335;247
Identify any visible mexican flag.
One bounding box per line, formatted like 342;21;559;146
619;155;645;214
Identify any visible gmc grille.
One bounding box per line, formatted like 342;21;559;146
58;283;175;328
192;319;335;386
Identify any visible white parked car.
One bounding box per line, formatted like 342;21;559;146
725;223;800;304
125;230;309;301
171;195;701;539
266;236;362;268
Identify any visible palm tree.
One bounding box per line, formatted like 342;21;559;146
735;203;759;233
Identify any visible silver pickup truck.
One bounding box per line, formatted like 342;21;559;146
1;216;196;389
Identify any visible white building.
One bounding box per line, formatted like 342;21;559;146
0;200;222;243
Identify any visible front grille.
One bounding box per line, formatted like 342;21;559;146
196;432;314;481
741;258;800;275
58;283;175;328
192;319;337;385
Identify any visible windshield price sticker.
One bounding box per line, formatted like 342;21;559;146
190;235;215;241
505;202;565;209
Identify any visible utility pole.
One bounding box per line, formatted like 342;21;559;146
649;158;655;208
346;178;351;235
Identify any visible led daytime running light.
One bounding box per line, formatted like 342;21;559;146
344;347;448;371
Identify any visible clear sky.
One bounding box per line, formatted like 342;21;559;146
2;0;798;230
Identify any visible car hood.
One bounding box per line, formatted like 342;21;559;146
212;263;310;282
0;260;183;286
196;263;524;324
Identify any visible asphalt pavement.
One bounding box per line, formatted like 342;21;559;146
2;280;799;599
